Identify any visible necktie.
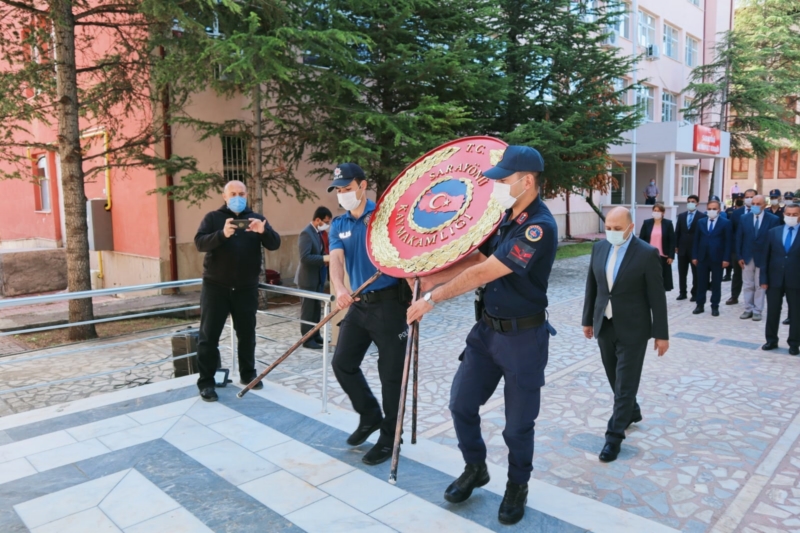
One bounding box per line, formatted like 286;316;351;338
709;220;715;233
688;212;694;228
786;227;795;253
605;245;620;319
755;215;760;232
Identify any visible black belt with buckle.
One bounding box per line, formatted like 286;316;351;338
360;286;399;304
483;311;546;333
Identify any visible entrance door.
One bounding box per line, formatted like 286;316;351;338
611;173;626;205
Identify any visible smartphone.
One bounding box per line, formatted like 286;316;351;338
231;219;251;230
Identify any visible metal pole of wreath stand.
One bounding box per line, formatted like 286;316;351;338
389;277;421;485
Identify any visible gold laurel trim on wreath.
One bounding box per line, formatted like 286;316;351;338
406;177;474;235
371;146;504;274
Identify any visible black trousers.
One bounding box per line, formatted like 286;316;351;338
332;298;409;445
659;256;674;292
597;318;647;445
677;251;697;297
696;260;723;307
645;197;656;205
299;282;324;340
197;282;258;390
766;286;800;348
730;254;743;299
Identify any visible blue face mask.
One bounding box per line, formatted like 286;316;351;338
750;205;762;215
227;196;247;214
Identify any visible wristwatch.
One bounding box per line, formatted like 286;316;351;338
423;292;436;307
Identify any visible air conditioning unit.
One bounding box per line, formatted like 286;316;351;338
645;44;661;60
603;29;618;46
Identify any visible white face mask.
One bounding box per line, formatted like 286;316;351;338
337;188;363;211
606;226;630;246
687;202;697;211
707;209;719;219
652;212;663;220
744;197;753;206
785;216;799;228
318;223;330;232
771;199;779;206
492;178;525;210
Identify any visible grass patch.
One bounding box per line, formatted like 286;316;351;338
13;316;192;351
556;241;596;260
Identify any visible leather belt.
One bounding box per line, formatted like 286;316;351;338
360;287;399;304
483;310;546;333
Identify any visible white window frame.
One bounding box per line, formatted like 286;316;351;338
688;0;701;7
36;155;51;212
663;24;679;59
613;77;628;105
637;85;655;122
611;1;631;39
682;96;697;124
662;92;677;122
638;10;656;48
680;166;696;197
686;36;699;66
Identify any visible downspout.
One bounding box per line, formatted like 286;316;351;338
160;45;179;284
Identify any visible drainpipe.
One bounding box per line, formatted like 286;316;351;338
160;46;179;285
630;0;639;226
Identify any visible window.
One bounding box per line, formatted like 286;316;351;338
680;166;696;197
682;97;697;124
686;36;699;66
778;149;798;179
663;24;679;59
637;86;655;122
570;0;595;22
662;92;677;122
638;10;656;48
732;158;749;179
613;77;628;105
688;0;701;6
35;156;51;211
610;1;630;39
221;135;250;182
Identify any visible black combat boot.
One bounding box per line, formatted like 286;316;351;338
498;481;528;525
444;462;490;503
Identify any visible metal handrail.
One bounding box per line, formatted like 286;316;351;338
258;283;335;302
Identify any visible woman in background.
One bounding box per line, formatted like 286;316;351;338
639;202;676;291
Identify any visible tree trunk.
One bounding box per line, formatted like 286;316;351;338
755;157;765;196
52;0;97;340
582;191;606;222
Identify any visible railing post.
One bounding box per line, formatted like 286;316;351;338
229;315;237;378
322;302;331;414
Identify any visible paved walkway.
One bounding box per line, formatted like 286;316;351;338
1;254;800;532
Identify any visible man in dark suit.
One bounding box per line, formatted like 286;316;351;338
692;199;732;316
675;195;706;301
582;207;669;463
295;206;332;349
737;195;780;321
760;203;800;356
723;193;744;281
726;189;757;304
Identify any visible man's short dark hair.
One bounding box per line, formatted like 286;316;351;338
707;200;721;210
687;194;700;202
313;206;333;221
745;189;757;196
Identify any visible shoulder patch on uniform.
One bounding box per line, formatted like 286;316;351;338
516;212;528;225
525;225;543;242
363;213;372;226
507;240;535;268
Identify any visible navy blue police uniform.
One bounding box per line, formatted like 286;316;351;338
327;165;409;461
449;161;558;486
768;189;785;225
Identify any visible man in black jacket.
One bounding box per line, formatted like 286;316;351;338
194;180;281;401
675;195;706;301
295;206;332;349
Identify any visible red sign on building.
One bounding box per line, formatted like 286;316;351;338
693;125;721;155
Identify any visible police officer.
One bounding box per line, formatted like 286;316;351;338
407;146;557;525
768;189;785;224
327;163;410;466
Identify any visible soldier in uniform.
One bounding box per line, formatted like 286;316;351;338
768;189;785;225
407;146;557;525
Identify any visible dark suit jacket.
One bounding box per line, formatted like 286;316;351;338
582;237;669;344
761;226;800;289
736;211;779;268
692;217;732;264
675;210;707;256
639;218;676;260
295;224;327;289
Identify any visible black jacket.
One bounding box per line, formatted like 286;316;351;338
639;218;676;260
761;225;800;289
195;204;281;288
675;210;706;256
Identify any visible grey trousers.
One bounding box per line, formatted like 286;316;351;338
742;260;765;314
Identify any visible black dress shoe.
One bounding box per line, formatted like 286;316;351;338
314;335;324;345
498;481;528;525
722;275;731;282
599;442;621;462
790;346;799;356
444;463;490;503
676;294;687;301
303;340;323;350
783;317;791;325
626;413;643;429
199;387;218;402
712;307;720;317
346;418;382;446
690;295;697;302
240;378;263;390
762;342;778;351
726;298;738;305
692;305;705;314
362;442;394;465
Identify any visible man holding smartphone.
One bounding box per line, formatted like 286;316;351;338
194;180;281;401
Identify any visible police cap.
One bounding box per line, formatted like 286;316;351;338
769;189;782;198
483;145;545;180
327;163;366;192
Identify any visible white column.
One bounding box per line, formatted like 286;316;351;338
664;152;676;207
713;157;724;200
